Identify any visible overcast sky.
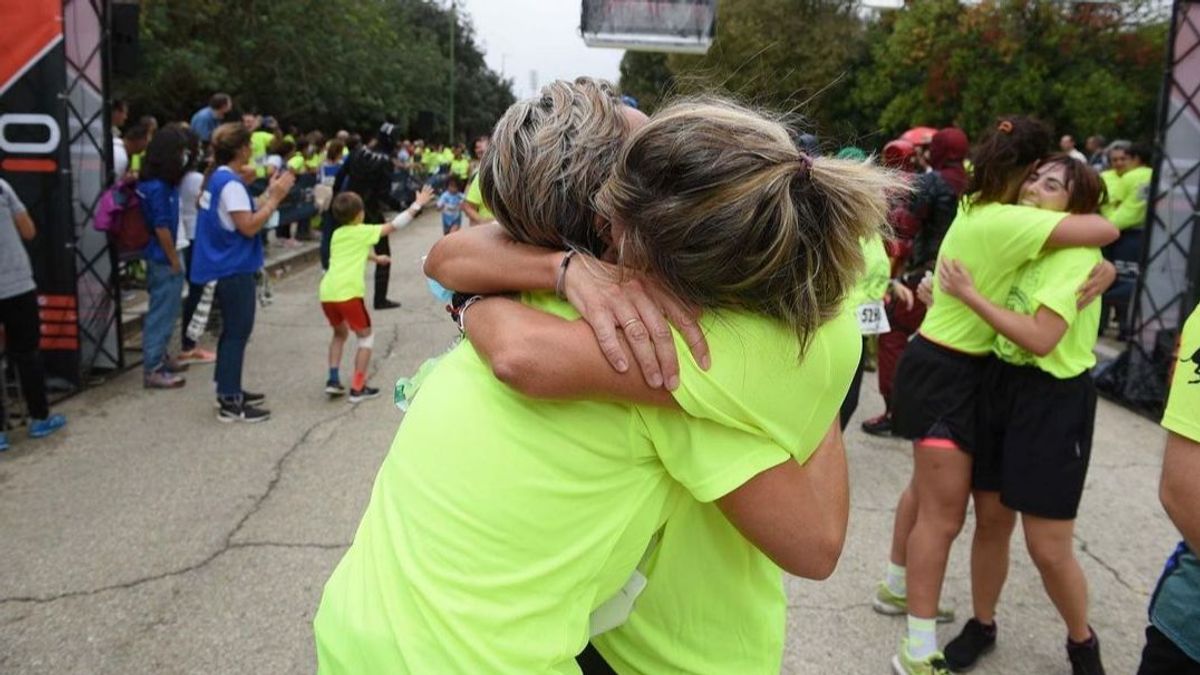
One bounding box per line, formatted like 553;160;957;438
457;0;624;99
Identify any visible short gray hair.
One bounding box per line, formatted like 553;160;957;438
479;77;626;255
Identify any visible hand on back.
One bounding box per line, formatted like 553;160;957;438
563;255;710;391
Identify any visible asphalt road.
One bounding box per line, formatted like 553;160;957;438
0;212;1177;674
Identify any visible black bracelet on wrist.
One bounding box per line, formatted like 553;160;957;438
555;249;578;300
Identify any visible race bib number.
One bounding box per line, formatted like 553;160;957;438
856;300;890;335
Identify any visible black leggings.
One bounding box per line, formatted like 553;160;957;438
1138;625;1200;674
0;290;50;422
373;234;391;305
575;642;618;675
839;337;868;430
181;245;205;351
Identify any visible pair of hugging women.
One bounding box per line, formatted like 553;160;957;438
312;77;900;673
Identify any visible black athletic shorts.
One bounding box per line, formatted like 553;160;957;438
891;334;991;452
973;359;1097;520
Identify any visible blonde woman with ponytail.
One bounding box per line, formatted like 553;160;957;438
315;82;897;673
428;93;899;674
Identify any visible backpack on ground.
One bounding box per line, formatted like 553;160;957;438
94;179;149;257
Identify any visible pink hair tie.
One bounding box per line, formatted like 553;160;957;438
997;120;1014;134
797;153;813;176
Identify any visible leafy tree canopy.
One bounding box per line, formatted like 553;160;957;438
619;0;1167;148
118;0;514;142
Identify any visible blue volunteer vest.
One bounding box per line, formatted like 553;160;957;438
190;168;263;284
1149;542;1200;662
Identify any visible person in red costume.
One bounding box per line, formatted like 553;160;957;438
863;128;971;437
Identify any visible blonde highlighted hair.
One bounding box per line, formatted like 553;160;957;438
479;77;627;254
596;97;900;353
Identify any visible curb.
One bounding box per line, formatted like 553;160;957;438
119;242;322;339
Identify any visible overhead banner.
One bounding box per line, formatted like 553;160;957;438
0;0;80;386
581;0;717;54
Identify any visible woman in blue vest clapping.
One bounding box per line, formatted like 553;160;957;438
191;122;294;422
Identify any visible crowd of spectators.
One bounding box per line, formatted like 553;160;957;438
97;93;493;421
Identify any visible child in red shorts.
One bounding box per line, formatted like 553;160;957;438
319;190;427;401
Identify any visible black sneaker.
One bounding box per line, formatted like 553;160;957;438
348;386;381;403
217;399;271;423
325;381;347;397
374;299;402;310
945;618;996;672
1067;630;1105;675
861;413;893;437
212;391;266;409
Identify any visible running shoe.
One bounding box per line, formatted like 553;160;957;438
325;381;347;397
374;299;402;310
873;583;956;623
348;386;381;403
145;371;186;389
162;356;190;374
29;414;67;439
176;348;216;365
217;399;271;423
1067;631;1106;675
211;391;264;409
0;432;9;452
892;640;952;675
862;413;893;437
944;618;997;671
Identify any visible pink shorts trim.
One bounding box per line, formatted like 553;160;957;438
916;437;962;451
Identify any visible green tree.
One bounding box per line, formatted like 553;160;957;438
618;0;1166;148
659;0;866;136
618;51;674;114
117;0;513;142
850;0;1167;143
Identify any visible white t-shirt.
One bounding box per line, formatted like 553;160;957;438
1068;148;1088;165
113;139;129;180
197;167;253;233
176;171;204;248
265;154;283;174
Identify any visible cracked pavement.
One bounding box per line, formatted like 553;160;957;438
0;213;1177;674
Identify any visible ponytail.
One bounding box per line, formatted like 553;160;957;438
597;97;902;354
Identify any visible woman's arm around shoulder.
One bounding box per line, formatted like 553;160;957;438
715;420;849;579
463;296;677;406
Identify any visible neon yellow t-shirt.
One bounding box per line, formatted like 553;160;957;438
251;131;275;178
319;225;384;303
1163;305;1200;442
993;247;1101;379
451;157;470;180
130;152;144;174
306;152;322;171
313;295;825;674
593;309;861;675
921;201;1066;354
422;150;443;171
286;154;306;173
441;148;455;165
846;235;892;310
466;174;495;221
250;131;273;160
1109;165;1152;231
1100;169;1126;220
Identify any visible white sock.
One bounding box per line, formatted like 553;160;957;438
906;615;938;660
886;561;907;597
